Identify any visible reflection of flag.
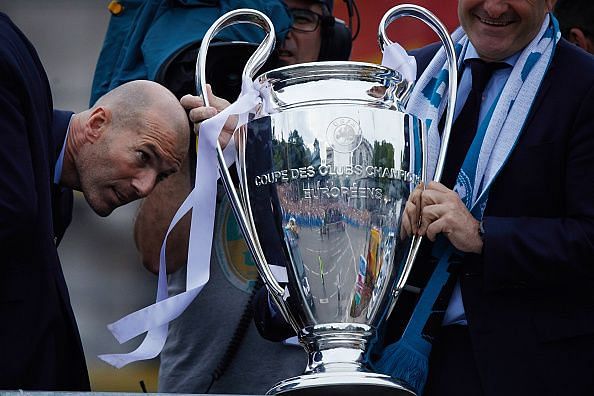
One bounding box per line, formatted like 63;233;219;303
356;273;366;287
358;255;367;275
351;255;371;317
367;227;381;279
356;255;367;291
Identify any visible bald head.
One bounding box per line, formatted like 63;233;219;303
66;80;190;216
95;80;189;145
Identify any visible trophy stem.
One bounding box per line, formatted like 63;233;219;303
300;323;372;374
266;324;416;395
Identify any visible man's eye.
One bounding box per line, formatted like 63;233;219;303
137;151;149;163
291;9;317;24
294;15;313;23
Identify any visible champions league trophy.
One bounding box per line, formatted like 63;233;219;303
197;5;457;395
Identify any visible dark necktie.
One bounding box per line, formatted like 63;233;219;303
440;59;508;189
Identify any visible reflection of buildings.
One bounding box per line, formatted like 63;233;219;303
275;129;402;229
322;137;381;211
310;138;321;168
350;138;373;210
352;138;373;169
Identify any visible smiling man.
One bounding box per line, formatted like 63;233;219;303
460;0;551;62
378;0;594;395
0;12;188;390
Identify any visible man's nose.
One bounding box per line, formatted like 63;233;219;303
132;170;157;199
284;29;296;41
482;0;509;17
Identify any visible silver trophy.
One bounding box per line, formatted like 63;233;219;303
196;5;457;395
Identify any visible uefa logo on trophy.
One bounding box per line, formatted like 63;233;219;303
327;117;363;153
197;4;457;395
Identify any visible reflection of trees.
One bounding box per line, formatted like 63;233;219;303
373;140;395;195
288;129;312;168
272;136;287;171
272;129;312;171
372;140;395;168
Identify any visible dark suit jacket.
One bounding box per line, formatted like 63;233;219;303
0;13;89;390
400;38;594;395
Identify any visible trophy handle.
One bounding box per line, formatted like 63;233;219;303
195;10;289;302
378;4;457;183
378;5;458;312
195;8;276;99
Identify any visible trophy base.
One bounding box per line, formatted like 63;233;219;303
266;371;416;396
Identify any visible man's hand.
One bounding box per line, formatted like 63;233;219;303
400;182;424;239
180;84;237;149
417;181;483;254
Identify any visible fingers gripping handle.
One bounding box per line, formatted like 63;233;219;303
378;5;458;311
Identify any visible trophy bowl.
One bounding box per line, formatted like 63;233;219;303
197;5;457;396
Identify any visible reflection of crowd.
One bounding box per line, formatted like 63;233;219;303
277;184;371;228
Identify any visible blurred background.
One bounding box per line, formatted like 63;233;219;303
0;0;457;392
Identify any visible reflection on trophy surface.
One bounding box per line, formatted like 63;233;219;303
238;92;422;396
199;4;457;396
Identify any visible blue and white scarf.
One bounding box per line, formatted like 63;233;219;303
375;14;560;395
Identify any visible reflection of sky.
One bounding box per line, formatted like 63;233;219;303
274;106;407;166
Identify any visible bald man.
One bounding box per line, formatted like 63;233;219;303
63;80;189;217
0;13;188;391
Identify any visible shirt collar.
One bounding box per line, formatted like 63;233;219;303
463;42;521;68
53;115;73;185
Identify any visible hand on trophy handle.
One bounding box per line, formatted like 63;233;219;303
180;84;237;149
417;181;483;254
400;182;424;240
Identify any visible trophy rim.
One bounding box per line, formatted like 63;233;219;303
254;63;408;112
257;60;403;82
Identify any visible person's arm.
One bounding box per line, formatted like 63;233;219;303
0;70;36;244
134;85;235;274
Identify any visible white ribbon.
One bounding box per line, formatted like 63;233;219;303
381;42;417;84
99;78;263;368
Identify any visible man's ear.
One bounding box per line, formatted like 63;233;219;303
85;106;112;143
568;28;594;54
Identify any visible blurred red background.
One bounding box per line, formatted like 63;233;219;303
334;0;459;62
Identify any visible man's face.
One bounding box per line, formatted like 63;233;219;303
78;115;183;217
458;0;554;61
278;0;324;65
